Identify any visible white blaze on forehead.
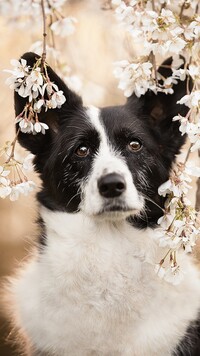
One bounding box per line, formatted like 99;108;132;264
86;105;121;176
86;105;121;172
86;105;110;154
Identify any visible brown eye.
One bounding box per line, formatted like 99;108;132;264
128;140;142;152
75;145;90;157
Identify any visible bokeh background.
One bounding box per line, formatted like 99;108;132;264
0;1;199;354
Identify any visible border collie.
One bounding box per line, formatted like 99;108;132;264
7;52;200;356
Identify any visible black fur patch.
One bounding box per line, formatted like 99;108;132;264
37;119;100;212
174;316;200;356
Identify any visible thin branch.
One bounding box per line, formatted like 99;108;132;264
5;129;20;164
49;14;59;69
150;51;158;84
179;1;186;20
183;144;193;165
41;0;47;68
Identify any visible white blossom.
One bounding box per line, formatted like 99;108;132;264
155;264;166;279
185;162;200;178
34;122;49;134
188;64;200;80
51;17;77;37
19;119;34;133
155;264;184;285
48;90;66;108
177;91;200;108
164;265;184;285
9;180;36;201
26;67;43;100
0;185;12;199
158;172;191;198
34;99;45;112
0;166;10;186
4;58;29;79
22;154;35;171
114;60;153;97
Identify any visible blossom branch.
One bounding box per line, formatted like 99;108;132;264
112;0;200;284
0;0;77;201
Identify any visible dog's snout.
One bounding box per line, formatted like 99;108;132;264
98;173;126;198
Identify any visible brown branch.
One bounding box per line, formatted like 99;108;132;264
41;0;47;68
179;1;185;20
151;0;155;11
149;51;158;84
49;14;59;70
5;128;20;164
183;144;193;165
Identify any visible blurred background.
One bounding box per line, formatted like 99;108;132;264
0;0;199;354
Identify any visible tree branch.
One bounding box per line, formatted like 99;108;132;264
41;0;47;68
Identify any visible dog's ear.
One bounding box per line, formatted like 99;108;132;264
127;57;191;159
15;52;83;155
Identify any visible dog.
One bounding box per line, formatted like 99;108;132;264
7;52;200;355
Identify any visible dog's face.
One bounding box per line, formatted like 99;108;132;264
15;53;189;226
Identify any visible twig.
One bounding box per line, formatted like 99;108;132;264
151;0;155;11
5;129;20;164
49;14;59;69
150;51;158;84
41;0;47;68
183;144;193;165
179;1;186;20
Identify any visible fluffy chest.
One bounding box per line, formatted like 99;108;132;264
42;213;156;313
15;211;200;355
35;224;163;353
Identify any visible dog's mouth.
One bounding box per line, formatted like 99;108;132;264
97;203;139;219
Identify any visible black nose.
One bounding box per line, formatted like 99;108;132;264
98;173;126;198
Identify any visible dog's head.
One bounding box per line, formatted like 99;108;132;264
15;53;189;226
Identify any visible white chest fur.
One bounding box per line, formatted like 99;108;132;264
12;208;200;356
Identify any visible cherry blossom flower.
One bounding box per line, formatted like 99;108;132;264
51;17;77;37
48;90;66;108
9;180;36;201
34;122;49;134
164;265;184;285
177;91;200;108
158;172;192;198
4;58;29;79
0;185;12;199
34;99;45;113
114;60;153;97
0;166;10;186
185;162;200;178
26;67;43;100
22;154;35;171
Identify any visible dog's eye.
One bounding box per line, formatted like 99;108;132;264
75;145;90;157
128;140;142;152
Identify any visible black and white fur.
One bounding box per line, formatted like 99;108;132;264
9;53;200;355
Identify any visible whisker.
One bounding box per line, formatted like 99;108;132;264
141;193;164;212
66;186;82;208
